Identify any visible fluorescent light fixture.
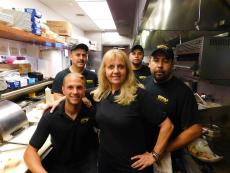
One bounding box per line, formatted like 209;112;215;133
75;0;116;30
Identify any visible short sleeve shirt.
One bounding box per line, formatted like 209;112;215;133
143;76;199;150
133;65;151;83
95;88;166;172
29;101;98;172
52;68;98;93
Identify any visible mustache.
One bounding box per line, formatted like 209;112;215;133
78;60;85;63
155;70;165;73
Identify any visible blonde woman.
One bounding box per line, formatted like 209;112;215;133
92;49;173;173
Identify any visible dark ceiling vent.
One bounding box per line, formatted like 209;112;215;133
176;37;204;55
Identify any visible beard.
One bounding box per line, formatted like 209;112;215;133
153;71;171;83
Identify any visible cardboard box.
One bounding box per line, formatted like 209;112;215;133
46;20;72;36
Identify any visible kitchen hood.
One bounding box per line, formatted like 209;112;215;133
134;30;227;51
140;0;230;31
134;0;230;50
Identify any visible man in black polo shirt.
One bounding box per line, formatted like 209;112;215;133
144;45;202;172
52;43;98;100
24;73;98;173
129;45;151;83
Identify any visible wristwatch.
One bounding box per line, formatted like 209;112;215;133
151;151;160;161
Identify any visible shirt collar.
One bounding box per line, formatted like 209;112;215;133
152;75;174;86
58;100;89;121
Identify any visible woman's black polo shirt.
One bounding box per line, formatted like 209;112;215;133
29;101;98;172
95;88;166;173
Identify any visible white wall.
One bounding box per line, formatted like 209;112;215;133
0;38;43;72
39;49;64;78
86;31;132;51
85;32;102;51
0;0;84;37
102;32;131;46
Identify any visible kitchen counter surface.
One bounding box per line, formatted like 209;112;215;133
198;102;222;110
0;103;51;173
0;125;51;173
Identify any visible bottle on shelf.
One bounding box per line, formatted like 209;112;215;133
45;87;53;104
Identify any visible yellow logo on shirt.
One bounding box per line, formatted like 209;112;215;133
139;76;147;80
86;80;93;84
157;95;169;104
80;117;89;124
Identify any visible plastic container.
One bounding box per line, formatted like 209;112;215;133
28;78;36;85
6;80;20;89
45;87;53;104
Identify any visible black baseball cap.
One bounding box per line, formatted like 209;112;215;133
130;45;144;53
151;45;174;60
70;43;89;52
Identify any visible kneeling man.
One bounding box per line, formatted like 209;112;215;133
24;73;98;173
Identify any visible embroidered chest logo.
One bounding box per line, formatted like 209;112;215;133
157;95;169;104
86;80;93;84
80;117;89;124
139;76;147;80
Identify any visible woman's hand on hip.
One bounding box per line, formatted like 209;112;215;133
131;152;155;170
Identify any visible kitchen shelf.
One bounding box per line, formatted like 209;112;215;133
0;23;58;44
0;79;53;100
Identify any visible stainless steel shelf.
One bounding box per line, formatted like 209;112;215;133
0;80;53;100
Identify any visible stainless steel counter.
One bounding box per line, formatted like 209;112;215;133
0;99;50;173
0;125;51;173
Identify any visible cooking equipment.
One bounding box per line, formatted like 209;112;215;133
0;100;28;142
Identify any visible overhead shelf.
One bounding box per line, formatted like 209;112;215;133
0;80;53;100
0;23;58;44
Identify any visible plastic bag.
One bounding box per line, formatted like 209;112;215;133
153;153;173;173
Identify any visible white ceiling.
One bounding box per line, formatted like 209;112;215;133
38;0;101;32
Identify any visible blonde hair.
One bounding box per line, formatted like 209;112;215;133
92;49;143;105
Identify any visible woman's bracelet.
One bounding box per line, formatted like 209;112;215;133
151;151;160;161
